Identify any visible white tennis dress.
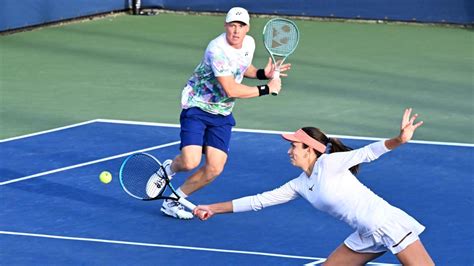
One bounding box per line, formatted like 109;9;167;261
232;140;425;254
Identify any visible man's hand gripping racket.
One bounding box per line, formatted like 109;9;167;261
119;153;196;211
263;18;300;95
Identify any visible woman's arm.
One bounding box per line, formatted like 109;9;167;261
324;108;423;173
193;179;300;220
193;201;233;220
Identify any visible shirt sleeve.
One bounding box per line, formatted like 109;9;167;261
206;43;232;77
232;179;300;213
323;140;390;174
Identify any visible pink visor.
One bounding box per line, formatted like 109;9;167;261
282;129;327;153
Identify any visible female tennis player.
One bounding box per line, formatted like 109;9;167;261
159;7;292;219
193;108;434;265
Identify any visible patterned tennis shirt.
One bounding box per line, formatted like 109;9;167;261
181;33;255;116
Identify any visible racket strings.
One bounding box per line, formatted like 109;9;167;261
264;20;299;55
120;153;166;199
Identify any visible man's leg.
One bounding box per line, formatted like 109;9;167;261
160;146;203;219
161;146;227;219
179;146;228;195
170;145;203;173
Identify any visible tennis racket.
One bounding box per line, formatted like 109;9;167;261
119;153;196;211
262;18;300;95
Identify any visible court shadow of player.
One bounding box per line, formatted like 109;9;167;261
4;177;157;216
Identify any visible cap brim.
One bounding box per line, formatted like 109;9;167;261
226;20;248;25
282;133;301;143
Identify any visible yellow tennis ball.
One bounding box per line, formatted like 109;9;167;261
99;171;112;184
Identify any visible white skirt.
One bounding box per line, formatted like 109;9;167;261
344;207;425;254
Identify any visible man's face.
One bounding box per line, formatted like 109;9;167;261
225;21;249;49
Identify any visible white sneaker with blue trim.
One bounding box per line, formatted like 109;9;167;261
161;199;193;219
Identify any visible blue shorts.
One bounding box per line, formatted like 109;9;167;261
179;107;236;154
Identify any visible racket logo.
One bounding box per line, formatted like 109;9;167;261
155;181;163;188
271;25;293;49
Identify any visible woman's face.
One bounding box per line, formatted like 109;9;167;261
287;142;309;168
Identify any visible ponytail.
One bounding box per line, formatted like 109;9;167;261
326;138;360;175
301;127;360;175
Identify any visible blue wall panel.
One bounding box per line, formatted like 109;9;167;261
1;0;472;32
148;0;473;25
0;0;130;32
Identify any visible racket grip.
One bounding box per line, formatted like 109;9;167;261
178;197;196;210
271;70;280;96
273;69;280;79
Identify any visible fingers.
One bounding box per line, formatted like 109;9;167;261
278;63;291;73
409;113;419;125
193;206;212;221
401;108;411;127
398;108;423;143
267;57;272;66
413;120;424;129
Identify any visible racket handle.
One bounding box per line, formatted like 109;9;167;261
178;197;196;210
271;69;280;96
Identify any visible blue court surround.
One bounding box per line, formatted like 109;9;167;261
0;121;472;265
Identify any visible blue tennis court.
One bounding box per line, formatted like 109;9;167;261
0;120;472;265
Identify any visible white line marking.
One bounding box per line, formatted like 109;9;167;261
304;259;400;266
367;263;401;266
0;120;99;143
1;119;471;186
0;230;322;261
0;230;399;265
98;118;474;147
0;141;180;186
1;118;472;147
304;259;326;265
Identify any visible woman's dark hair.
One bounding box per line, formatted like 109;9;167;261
301;127;360;175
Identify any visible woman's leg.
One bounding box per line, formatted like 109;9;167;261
324;244;385;266
395;240;434;266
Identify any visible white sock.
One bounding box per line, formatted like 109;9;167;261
166;163;175;176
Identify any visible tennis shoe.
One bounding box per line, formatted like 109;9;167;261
158;159;175;180
161;200;193;219
146;173;166;198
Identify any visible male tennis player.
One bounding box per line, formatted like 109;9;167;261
159;7;292;219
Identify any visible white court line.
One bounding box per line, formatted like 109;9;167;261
304;260;400;266
0;141;180;186
1;118;472;147
0;119;99;143
1;119;472;186
98;118;474;147
0;230;397;265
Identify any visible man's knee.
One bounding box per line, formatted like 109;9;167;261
179;155;201;171
203;163;224;181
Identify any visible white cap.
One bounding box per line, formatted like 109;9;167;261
225;7;250;25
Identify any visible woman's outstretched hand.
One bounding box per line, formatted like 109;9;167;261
399;108;424;144
385;108;424;150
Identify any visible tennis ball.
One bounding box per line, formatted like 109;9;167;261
99;171;112;184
